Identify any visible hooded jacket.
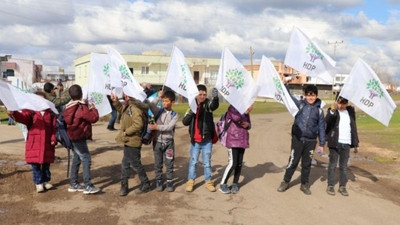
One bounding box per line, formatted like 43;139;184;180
12;109;57;164
114;99;149;147
64;100;99;141
224;105;251;148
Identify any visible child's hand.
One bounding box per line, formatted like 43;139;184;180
241;121;250;128
7;111;14;117
148;123;158;130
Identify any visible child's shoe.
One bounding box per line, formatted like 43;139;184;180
300;183;311;195
166;180;174;192
120;181;128;196
44;182;53;190
338;186;349;196
205;180;216;192
231;183;239;194
68;183;85;192
277;181;289;192
219;184;230;194
135;182;150;194
36;184;44;193
156;180;163;192
185;179;195;192
83;184;100;195
326;185;335;195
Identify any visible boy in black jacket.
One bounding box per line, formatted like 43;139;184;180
325;96;359;196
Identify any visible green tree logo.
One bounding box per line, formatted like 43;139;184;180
273;77;284;95
119;65;132;83
103;63;110;77
180;65;188;85
366;79;383;99
305;43;324;62
225;69;244;90
89;92;103;105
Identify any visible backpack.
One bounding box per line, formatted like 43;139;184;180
216;112;232;147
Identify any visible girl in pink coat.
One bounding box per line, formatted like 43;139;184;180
8;91;57;193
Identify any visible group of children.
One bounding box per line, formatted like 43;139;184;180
7;82;359;197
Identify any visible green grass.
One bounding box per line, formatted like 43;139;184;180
172;101;287;120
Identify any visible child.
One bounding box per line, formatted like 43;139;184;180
277;85;325;195
7;91;57;193
219;104;253;194
148;90;178;192
64;84;100;195
182;85;219;192
111;93;151;196
325;96;359;196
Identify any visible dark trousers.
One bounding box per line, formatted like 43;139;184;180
153;140;174;181
221;148;245;185
283;135;316;184
31;163;51;185
328;144;350;187
121;145;149;184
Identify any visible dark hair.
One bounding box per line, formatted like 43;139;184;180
68;84;82;100
35;91;46;98
337;96;348;104
43;82;55;93
162;90;176;101
57;82;63;87
304;85;318;95
197;84;207;92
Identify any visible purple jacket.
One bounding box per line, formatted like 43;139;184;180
224;105;251;148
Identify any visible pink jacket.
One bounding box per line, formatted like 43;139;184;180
224;105;251;149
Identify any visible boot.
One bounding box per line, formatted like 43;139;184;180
120;181;128;196
205;180;216;192
185;179;195;192
156;180;163;192
135;182;150;194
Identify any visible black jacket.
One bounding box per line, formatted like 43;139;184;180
325;106;359;149
182;97;219;143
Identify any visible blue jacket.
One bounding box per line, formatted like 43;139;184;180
291;96;326;147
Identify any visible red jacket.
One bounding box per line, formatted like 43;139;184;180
64;100;99;141
12;109;57;164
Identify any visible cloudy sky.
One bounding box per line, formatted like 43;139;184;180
0;0;399;82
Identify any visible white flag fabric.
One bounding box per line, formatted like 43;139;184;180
165;46;199;112
340;58;396;127
0;80;58;114
284;27;336;84
107;47;147;101
216;48;259;114
87;53;112;117
257;55;299;117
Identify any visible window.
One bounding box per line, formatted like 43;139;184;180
141;66;149;74
306;76;311;82
210;70;218;80
129;67;133;74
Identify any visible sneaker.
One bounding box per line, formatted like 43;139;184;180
338;186;349;196
205;180;216;192
135;182;150;194
277;181;289;192
107;126;117;131
44;182;53;190
166;180;174;192
68;183;85;192
326;185;335;195
219;184;230;194
185;179;195;192
300;183;311;195
231;183;239;194
36;184;44;193
156;180;163;192
83;185;101;195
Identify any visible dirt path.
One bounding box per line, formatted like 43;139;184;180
1;113;400;225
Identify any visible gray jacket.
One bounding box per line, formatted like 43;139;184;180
149;101;178;143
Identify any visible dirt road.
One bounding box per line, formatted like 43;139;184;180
1;113;399;225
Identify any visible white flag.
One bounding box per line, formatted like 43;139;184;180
284;26;336;84
87;53;112;117
340;58;396;127
258;55;299;117
107;47;147;101
216;48;259;114
0;80;58;114
165;46;199;112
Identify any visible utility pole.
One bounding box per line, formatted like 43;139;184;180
250;46;254;78
328;40;343;60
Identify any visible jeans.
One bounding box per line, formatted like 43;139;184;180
283;135;316;184
188;141;213;181
108;109;117;127
31;163;51;184
328;144;350;187
121;145;149;184
153;140;174;181
70;139;92;187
